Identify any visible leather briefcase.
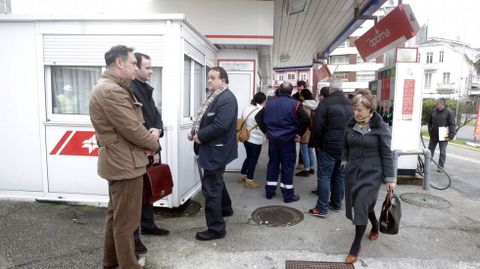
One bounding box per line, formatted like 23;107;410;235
143;164;174;204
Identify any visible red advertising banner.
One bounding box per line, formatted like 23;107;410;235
354;4;419;61
402;79;415;115
381;79;390;101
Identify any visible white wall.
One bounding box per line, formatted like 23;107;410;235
0;23;44;191
11;0;274;42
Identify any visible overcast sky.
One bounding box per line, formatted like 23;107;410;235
403;0;480;48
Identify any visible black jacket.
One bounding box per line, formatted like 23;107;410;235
130;79;163;152
309;90;353;157
428;108;455;142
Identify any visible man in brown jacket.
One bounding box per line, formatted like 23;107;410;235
89;45;159;269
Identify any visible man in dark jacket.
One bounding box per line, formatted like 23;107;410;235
428;98;456;171
309;79;353;218
256;82;309;203
130;52;169;254
188;67;237;241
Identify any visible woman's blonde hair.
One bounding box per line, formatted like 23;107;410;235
352;89;377;112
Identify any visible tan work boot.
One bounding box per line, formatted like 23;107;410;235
246;180;260;189
296;164;304;171
238;175;246;183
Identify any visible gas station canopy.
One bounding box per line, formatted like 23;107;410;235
272;0;387;68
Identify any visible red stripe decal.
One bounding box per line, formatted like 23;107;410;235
50;130;72;155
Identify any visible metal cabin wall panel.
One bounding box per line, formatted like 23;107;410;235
43;35;165;66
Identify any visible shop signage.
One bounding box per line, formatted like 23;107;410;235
354;4;419;61
50;131;98;156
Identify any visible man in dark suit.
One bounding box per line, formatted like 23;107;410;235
188;66;238;241
130;52;169;255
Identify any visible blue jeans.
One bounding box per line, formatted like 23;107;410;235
300;143;315;170
315;150;345;213
240;141;262;179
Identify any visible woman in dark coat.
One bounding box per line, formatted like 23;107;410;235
341;89;396;263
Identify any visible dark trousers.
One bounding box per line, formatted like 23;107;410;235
201;168;232;233
133;202;156;240
240;141;262;180
265;138;295;201
428;139;448;168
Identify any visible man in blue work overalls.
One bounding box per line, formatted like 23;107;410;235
255;82;309;203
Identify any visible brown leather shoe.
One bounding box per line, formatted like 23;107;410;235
345;254;357;264
369;230;379;241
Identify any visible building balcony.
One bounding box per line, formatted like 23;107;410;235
436;83;455;94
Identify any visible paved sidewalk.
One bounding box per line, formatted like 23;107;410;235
1;149;480;269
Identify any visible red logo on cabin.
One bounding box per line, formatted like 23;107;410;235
50;131;98;156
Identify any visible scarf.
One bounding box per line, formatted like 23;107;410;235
355;113;373;128
190;84;228;136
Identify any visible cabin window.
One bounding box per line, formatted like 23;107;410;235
183;55;205;120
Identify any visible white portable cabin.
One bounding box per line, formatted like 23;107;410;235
0;15;217;207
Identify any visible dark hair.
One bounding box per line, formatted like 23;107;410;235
437;98;446;105
319;87;330;98
134;52;150;68
279;82;293;95
251;92;266;105
300;89;314;100
210;66;229;84
104;45;134;67
352;89;377;112
297;80;307;88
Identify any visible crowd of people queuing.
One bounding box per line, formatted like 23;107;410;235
89;44;398;268
248;79;397;264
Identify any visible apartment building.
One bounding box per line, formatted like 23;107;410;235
417;37;480;99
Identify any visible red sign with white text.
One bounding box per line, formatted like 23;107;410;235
50;131;98;156
354;4;419;61
402;79;415;115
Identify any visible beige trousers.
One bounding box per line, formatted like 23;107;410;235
103;176;143;269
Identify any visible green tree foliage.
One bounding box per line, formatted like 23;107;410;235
422;98;477;133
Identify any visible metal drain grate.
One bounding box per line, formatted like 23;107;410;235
286;260;355;269
399;192;450;209
251;205;303;227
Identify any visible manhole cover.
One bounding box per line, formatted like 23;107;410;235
251;205;303;227
286;260;355;269
399;193;450;209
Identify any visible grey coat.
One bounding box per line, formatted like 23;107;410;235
342;112;395;225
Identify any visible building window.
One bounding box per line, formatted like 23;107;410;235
426;52;433;64
287;73;296;80
332;72;348;81
424;72;432;89
443;72;450;84
47;66;102;115
337;39;349;48
183;55;205;119
278;74;285;81
356;71;376;82
439;51;444;63
330;55;349;65
299;72;308;81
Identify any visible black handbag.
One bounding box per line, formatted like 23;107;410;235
379;190;402;235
